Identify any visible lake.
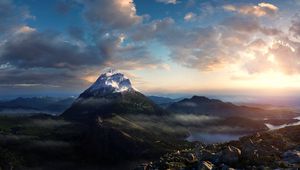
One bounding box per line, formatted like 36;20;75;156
186;132;246;144
186;116;300;144
265;116;300;130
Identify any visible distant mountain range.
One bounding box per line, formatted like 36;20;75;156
148;96;182;108
0;95;177;116
167;96;299;119
0;97;75;115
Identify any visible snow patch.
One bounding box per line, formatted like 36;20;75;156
88;70;133;93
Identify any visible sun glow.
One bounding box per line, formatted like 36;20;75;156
235;72;300;89
83;75;98;83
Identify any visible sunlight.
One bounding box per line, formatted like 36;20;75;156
83;75;98;83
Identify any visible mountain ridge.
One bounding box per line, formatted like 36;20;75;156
167;95;299;119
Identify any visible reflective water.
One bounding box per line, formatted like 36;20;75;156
186;116;300;144
265;116;300;130
186;132;245;144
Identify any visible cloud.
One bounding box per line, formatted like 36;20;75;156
269;41;300;74
243;54;272;74
95;32;164;70
222;16;261;33
221;16;282;35
0;0;35;35
241;37;300;75
68;26;85;41
223;2;278;17
184;12;196;21
186;0;196;8
137;14;283;72
80;0;142;30
0;31;105;69
164;26;237;71
290;14;300;38
0;0;165;90
1;0;299;93
55;0;77;15
174;114;219;125
0;67;88;88
131;17;175;41
16;25;36;33
235;13;300;75
0;29;163;90
156;0;178;4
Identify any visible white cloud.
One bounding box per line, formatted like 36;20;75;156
16;26;36;34
184;12;196;21
290;14;300;38
223;2;278;17
156;0;178;4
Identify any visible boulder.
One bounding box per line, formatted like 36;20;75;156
198;149;223;164
198;161;214;170
218;163;235;170
187;153;197;163
219;146;241;164
282;150;300;164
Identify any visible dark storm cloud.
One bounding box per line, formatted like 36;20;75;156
68;26;85;41
0;0;34;34
0;67;88;87
0;0;100;88
1;31;105;69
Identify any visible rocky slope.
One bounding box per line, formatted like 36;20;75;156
136;125;300;169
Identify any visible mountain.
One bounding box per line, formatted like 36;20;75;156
0;97;75;115
61;70;179;163
167;96;299;119
148;96;182;108
62;71;166;121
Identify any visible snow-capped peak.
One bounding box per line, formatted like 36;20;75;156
87;69;133;93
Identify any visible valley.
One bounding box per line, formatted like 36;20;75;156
0;71;299;169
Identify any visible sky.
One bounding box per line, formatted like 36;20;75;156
1;0;300;97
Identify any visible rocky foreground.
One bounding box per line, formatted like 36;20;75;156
135;125;300;170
